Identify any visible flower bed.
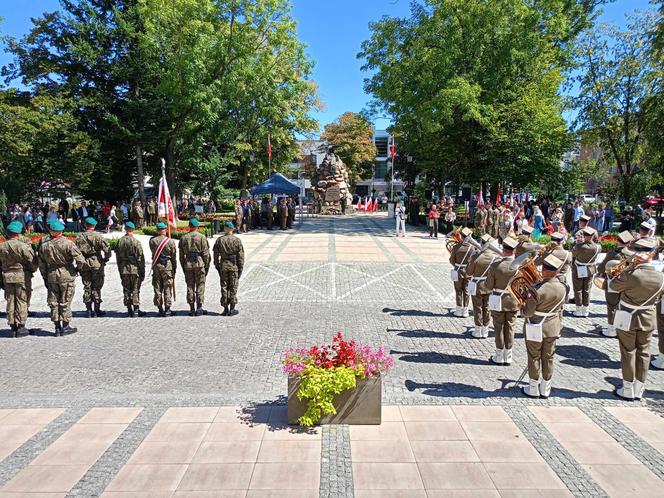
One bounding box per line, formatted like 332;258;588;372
282;333;393;426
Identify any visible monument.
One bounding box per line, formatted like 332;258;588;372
307;150;353;215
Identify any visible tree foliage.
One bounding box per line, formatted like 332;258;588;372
320;112;377;181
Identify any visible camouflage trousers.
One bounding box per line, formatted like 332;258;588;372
153;268;174;309
4;283;28;326
24;271;33;307
47;281;76;323
219;269;239;306
184;268;206;305
80;268;105;304
120;274;141;307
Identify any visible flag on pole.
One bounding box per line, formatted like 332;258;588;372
390;139;396;162
477;184;485;208
357;197;362;211
157;168;177;228
364;196;370;211
495;185;501;206
267;135;272;161
373;198;379;212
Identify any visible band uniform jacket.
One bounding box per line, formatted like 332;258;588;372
485;258;519;312
536;247;571;284
150;235;177;274
609;264;664;331
449;241;474;279
598;247;623;306
116;235;145;277
0;238;36;285
571;240;600;278
522;278;567;338
467;250;499;295
178;231;210;273
75;231;111;270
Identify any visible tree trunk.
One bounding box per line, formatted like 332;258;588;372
241;160;249;191
135;145;146;205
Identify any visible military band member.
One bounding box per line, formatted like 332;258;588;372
521;254;567;398
116;221;146;317
213;221;245;316
610;237;664;400
598;230;634;337
467;234;499;338
572;226;600;317
573;214;592;242
653;306;664;370
39;220;86;336
178;218;210;316
0;221;37;337
515;226;535;257
150;221;177;317
75;217;111;317
637;221;652;239
449;227;474;317
486;236;519;364
535;232;571;283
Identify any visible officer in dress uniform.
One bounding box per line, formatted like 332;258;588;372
610;237;664;400
213;221;245;316
467;234;499;338
150;221;177;317
515;226;535;257
449;227;474;317
116;221;146;317
598;230;634;337
38;220;86;336
75;217;111;317
485;236;519;365
178;218;210;316
521;254;568;398
0;221;36;337
571;226;600;317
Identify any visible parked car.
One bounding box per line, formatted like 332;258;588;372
581;193;596;203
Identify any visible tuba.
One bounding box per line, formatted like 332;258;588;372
445;228;464;253
508;251;542;306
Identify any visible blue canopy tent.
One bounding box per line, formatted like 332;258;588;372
250;173;300;195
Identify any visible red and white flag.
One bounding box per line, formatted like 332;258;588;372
267;135;272;161
390;139;396;162
495;185;501;206
373;198;379;212
357;197;362;211
157;172;177;228
477;184;485;208
364;196;370;211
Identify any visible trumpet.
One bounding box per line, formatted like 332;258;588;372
536;242;560;256
445;228;464;253
592;254;638;289
508;252;542;306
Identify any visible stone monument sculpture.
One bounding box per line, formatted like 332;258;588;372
307;150;353;215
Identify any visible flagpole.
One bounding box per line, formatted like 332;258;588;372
268;134;272;177
161;158;171;240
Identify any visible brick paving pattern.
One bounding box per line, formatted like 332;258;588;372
0;213;663;496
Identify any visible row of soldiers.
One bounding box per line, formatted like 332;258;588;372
0;217;245;337
449;221;664;400
474;202;506;238
235;198;296;231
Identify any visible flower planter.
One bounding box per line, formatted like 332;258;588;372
287;376;382;425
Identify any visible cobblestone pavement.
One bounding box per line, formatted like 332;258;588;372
1;213;664;496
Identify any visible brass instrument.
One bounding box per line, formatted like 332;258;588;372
537;242;559;256
445;228;464;253
482;240;503;256
508;251;542;306
592;255;638;289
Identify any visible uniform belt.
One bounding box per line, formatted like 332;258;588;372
575;261;595;266
533;310;560;318
470;276;488;282
619;300;655;311
454;264;467;269
491;289;509;295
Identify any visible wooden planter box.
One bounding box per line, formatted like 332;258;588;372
287;376;382;425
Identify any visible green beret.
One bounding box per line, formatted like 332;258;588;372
84;217;97;226
49;220;65;232
156;221;167;229
6;221;23;234
224;221;235;230
189;218;200;228
125;221;136;230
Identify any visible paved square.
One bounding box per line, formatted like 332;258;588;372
0;213;663;496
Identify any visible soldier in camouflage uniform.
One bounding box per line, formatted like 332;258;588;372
178;218;210;316
116;221;146;317
150;221;177;317
18;233;37;311
38;220;86;336
0;221;37;337
75;217;111;317
213;221;245;316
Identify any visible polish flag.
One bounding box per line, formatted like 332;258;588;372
477;185;485;208
495;185;501;206
373;198;379;212
364;196;370;211
357;197;362;211
267;134;272;161
157;163;177;228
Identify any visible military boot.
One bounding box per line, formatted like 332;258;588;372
228;304;239;316
135;308;146;317
196;304;207;316
16;325;29;338
54;321;62;337
164;307;175;317
127;304;134;318
189;304;196;316
94;302;106;317
222;306;229;316
85;303;93;318
10;324;18;338
61;322;77;335
158;306;165;317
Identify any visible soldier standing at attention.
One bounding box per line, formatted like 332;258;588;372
571;226;600;317
598;230;634;337
279;199;288;230
213;221;245;316
75;217;111;317
485;236;519;365
467;234;499;338
234;200;244;230
610;237;664;400
150;221;177;317
474;205;487;238
515;226;535;257
287;198;296;229
132;201;145;229
521;254;568;399
19;230;37;312
178;218;210;316
116;221;146;317
146;198;157;226
0;221;36;337
486;203;496;240
266;198;274;230
449;227;474;317
38;220;86;336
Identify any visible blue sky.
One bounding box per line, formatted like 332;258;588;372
0;0;656;134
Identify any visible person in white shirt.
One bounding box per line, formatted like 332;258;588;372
643;207;657;236
395;202;406;237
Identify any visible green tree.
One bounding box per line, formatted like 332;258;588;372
573;12;658;202
320;112;377;181
643;1;664;178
